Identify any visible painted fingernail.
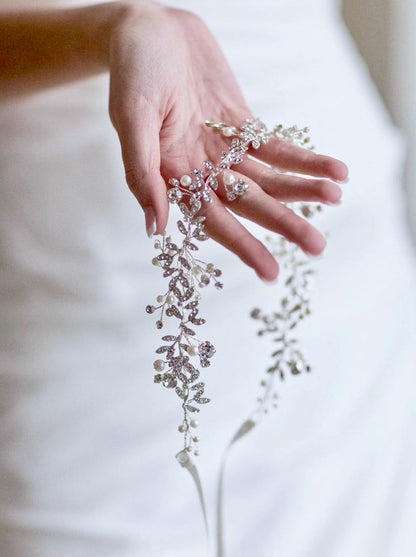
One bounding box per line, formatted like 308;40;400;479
144;207;156;238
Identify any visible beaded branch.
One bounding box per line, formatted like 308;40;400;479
146;119;317;457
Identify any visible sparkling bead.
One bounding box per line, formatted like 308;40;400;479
178;424;186;433
152;257;160;266
156;295;164;303
260;379;267;387
154;374;163;383
186;446;192;453
146;305;155;314
168;187;183;204
206;263;215;273
190;419;199;428
162;375;177;388
153;359;165;371
154;240;161;249
194;450;200;456
222;126;235;137
192;436;200;443
233;180;248;196
188;345;199;357
180;174;192;187
199;341;215;358
156;320;163;329
223;172;236;186
200;274;209;286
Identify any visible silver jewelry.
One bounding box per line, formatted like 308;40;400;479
146;118;315;457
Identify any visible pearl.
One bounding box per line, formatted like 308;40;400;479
153;359;165;371
166;295;174;305
156;295;164;303
223;172;236;186
222;126;235;137
180;174;192;187
186;446;192;453
188;345;199;357
154;240;161;249
178;424;186;433
152;257;160;266
192;436;200;443
194;450;200;456
190;419;199;428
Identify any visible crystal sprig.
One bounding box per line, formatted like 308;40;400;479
250;203;323;416
146;119;314;456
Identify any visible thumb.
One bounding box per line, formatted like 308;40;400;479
115;102;169;237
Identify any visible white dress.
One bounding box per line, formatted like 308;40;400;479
1;0;416;556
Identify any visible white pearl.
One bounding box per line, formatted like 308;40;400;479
180;174;192;187
166;295;174;305
178;424;186;433
153;359;165;371
194;450;200;456
222;126;235;137
223;172;236;186
190;419;199;428
188;345;199;357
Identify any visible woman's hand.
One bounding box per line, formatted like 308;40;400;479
109;1;348;281
0;0;348;281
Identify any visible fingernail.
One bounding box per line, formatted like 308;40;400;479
325;200;342;206
256;272;278;285
144;207;156;238
303;250;325;259
260;277;278;285
334;177;349;185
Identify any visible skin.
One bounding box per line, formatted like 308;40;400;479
0;0;348;281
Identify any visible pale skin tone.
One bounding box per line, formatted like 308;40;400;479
0;0;348;281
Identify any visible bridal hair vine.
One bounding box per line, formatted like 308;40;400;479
146;118;323;550
146;119;320;456
146;118;320;462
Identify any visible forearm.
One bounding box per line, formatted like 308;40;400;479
0;1;149;98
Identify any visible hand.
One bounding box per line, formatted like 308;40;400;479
109;1;348;281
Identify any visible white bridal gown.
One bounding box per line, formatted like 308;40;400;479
1;0;416;556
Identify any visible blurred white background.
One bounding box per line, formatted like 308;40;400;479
343;0;416;245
